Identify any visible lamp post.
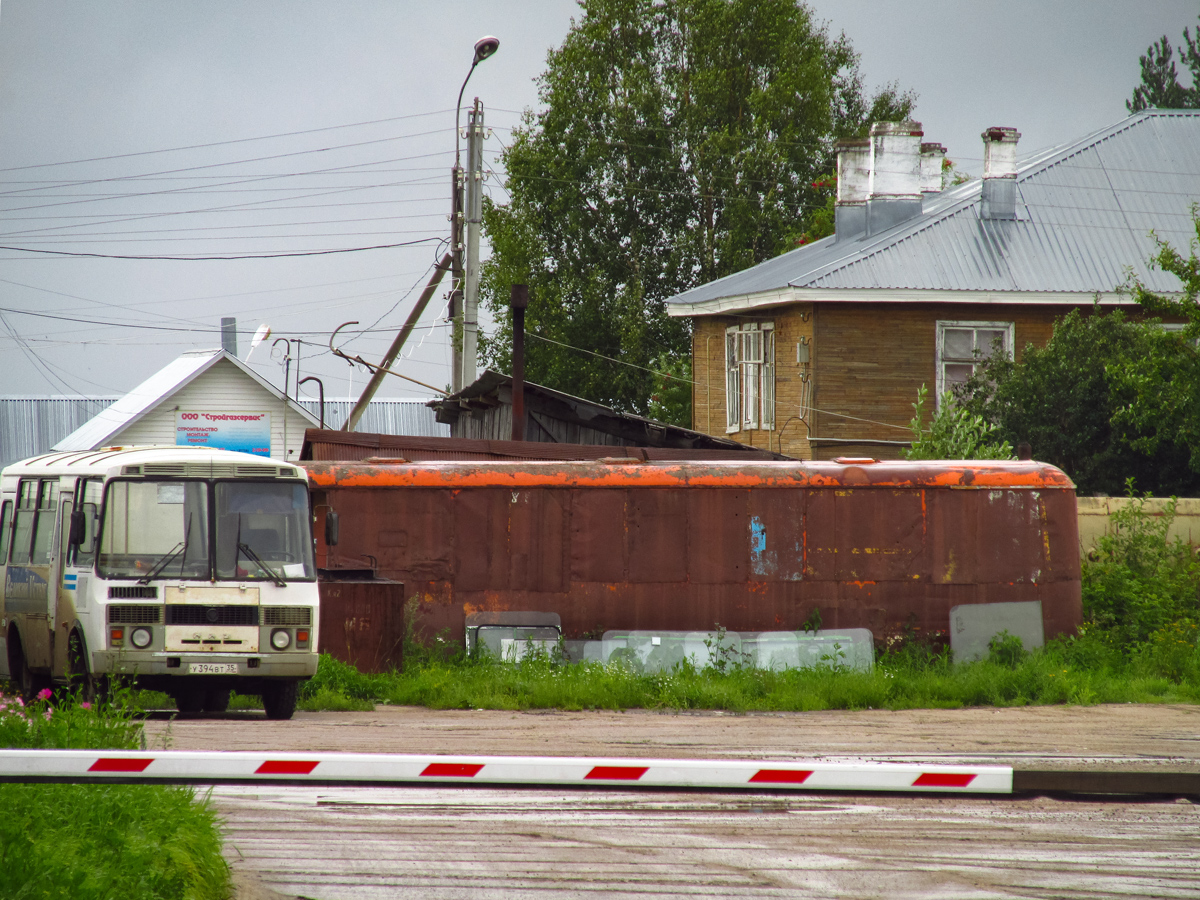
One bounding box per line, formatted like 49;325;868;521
450;36;499;393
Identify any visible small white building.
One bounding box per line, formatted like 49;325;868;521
54;349;319;461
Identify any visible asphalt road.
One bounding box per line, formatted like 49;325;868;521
146;705;1200;899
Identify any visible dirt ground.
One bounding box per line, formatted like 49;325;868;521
162;704;1199;899
143;702;1200;771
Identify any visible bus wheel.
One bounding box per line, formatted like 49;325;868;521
261;681;297;721
202;688;231;713
171;687;204;715
9;634;49;702
67;631;97;704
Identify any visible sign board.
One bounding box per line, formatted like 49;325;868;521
175;411;271;457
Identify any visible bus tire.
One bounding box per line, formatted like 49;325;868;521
172;687;204;715
67;630;97;704
261;681;297;721
202;688;231;713
9;632;49;702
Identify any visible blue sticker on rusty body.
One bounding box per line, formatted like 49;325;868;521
749;516;804;580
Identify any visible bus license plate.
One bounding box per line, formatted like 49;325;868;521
188;663;239;675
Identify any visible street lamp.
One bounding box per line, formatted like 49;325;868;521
450;35;500;392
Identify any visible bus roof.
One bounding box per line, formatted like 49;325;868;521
2;446;305;482
303;458;1075;491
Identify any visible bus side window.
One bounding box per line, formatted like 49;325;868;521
61;499;74;564
73;480;101;567
29;480;59;566
11;480;37;565
0;499;11;562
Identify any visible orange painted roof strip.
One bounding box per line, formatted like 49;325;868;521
303;459;1075;491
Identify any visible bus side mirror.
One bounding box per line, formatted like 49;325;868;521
68;509;85;547
324;510;339;546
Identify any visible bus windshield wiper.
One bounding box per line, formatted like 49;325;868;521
237;542;286;587
138;542;184;585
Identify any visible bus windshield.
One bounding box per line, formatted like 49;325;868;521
98;480;209;579
97;479;314;581
214;482;314;582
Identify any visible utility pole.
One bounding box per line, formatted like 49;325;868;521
342;253;452;432
449;157;464;393
462;98;485;389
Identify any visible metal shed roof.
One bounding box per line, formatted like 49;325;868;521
666;110;1200;312
52;349;318;451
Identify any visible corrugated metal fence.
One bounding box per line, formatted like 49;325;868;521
0;396;117;468
296;399;447;437
1;396;446;468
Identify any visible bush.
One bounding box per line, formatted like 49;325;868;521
1082;489;1200;645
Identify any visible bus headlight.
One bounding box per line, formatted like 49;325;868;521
130;627;152;649
270;629;291;650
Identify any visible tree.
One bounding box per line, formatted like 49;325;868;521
1127;16;1200;112
956;302;1200;497
480;0;913;417
1118;206;1200;473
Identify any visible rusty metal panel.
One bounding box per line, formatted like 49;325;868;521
746;491;805;581
452;488;509;591
687;489;749;584
508;488;568;592
309;459;1082;648
628;491;688;583
317;581;405;673
569;490;627;583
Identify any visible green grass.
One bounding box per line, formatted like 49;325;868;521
292;492;1200;716
0;688;231;900
296;632;1200;714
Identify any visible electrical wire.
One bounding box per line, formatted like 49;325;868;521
0;236;445;260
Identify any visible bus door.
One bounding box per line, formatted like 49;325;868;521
4;478;59;669
59;479;101;630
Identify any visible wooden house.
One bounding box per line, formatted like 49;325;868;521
665;111;1200;459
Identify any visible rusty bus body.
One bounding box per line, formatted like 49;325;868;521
305;458;1081;647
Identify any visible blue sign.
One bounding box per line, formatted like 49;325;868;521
176;411;272;457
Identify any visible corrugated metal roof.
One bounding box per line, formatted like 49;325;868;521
52;349;318;451
666;110;1200;309
296;399;448;436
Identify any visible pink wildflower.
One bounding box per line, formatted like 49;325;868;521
81;702;92;710
37;688;52;701
15;697;24;708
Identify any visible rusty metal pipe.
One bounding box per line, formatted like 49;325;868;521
511;284;528;442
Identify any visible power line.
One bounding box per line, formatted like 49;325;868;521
0;236;445;260
0;108;458;175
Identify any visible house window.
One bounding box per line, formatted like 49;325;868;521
725;322;775;432
936;320;1014;403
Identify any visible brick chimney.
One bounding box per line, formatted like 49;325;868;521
920;142;947;194
866;121;924;236
980;126;1020;220
834;138;869;241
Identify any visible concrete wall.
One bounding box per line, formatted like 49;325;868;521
1077;497;1200;558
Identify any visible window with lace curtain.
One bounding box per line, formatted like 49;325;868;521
725;322;775;432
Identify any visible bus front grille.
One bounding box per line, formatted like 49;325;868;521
109;586;158;599
108;605;162;624
166;605;259;626
262;607;312;626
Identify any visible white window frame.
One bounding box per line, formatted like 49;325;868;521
725;322;775;433
935;320;1014;406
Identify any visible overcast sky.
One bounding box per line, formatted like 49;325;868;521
1;1;1196;403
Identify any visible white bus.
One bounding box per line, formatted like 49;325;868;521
0;447;319;719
